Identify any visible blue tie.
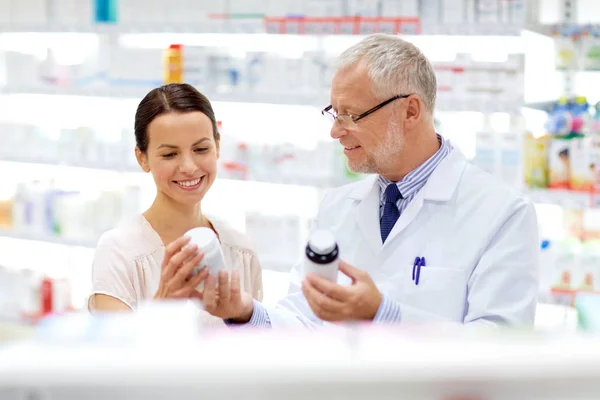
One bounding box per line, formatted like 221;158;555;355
380;183;402;243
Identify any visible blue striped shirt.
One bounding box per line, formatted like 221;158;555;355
378;134;452;219
373;134;453;323
247;135;453;328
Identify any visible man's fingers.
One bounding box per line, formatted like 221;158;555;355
338;260;365;283
303;283;344;322
302;279;345;314
306;274;351;302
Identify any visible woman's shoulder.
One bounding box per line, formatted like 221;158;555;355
96;215;163;261
209;217;257;256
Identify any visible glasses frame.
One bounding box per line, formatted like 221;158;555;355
321;94;411;129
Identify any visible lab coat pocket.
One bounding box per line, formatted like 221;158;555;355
400;266;468;321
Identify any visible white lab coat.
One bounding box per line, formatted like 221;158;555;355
267;147;540;329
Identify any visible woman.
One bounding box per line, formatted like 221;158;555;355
89;83;263;319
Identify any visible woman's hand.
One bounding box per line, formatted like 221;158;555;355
194;270;254;322
154;235;209;300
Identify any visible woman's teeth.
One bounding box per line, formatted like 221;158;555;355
176;178;201;187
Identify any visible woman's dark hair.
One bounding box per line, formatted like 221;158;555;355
134;83;219;153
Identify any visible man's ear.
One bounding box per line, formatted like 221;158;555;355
135;147;150;173
404;95;423;130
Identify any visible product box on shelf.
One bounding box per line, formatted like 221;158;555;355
498;131;523;188
569;137;600;192
0;201;11;228
548;139;572;189
553;25;582;71
542;234;600;307
523;133;549;189
576;292;600;331
0;265;73;326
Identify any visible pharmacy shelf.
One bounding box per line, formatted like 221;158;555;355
0;229;297;273
0;228;97;248
0;21;266;35
0;85;329;107
0;156;349;190
0;155;139;174
0;21;523;36
525;23;600;38
525;188;598;209
0;85;523;114
1;156;598;208
424;23;523;36
523;99;556;113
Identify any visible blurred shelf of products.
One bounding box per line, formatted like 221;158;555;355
1;0;600;335
0;0;530;35
0;45;525;114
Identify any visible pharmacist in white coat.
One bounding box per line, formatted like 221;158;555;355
198;34;540;328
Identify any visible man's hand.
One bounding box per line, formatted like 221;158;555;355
301;260;382;322
193;270;255;323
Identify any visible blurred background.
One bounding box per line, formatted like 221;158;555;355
0;0;599;333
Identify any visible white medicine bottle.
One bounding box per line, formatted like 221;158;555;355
184;227;229;281
303;229;339;282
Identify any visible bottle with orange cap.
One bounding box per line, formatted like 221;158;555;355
164;44;184;84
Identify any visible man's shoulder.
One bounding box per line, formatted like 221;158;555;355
323;175;378;200
461;163;533;211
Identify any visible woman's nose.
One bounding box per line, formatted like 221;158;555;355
180;155;198;175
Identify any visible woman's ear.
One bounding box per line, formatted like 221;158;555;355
215;138;220;159
135;147;151;173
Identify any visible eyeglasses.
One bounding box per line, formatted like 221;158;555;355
321;94;411;130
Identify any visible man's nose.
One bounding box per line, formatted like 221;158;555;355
330;123;348;139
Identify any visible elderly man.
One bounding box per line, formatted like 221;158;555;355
196;33;539;328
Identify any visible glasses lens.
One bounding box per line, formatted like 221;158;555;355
337;115;357;130
322;110;336;124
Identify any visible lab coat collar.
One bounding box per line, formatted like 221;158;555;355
347;147;467;255
348;147;467;203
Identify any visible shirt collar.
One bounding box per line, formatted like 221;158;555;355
378;134;452;203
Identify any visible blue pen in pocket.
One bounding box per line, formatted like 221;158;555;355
412;257;420;282
415;257;426;285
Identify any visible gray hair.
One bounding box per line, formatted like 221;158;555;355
336;34;437;114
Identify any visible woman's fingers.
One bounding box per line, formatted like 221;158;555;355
163;243;198;280
162;236;191;269
202;274;219;312
187;266;209;292
172;251;204;286
229;270;242;306
217;270;230;304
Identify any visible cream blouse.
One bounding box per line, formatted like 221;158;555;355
89;214;263;323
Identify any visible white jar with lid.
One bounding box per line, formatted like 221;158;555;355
185;227;229;280
303;229;339;282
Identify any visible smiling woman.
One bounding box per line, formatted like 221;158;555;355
88;83;263;322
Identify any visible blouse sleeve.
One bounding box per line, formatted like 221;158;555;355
89;232;138;310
